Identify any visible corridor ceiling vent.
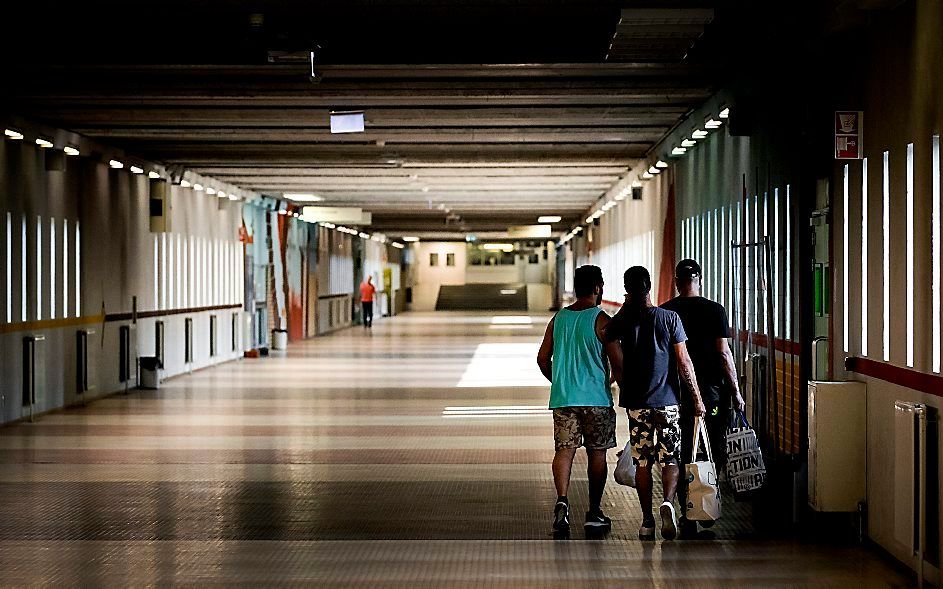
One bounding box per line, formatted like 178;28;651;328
4;128;23;140
606;8;714;62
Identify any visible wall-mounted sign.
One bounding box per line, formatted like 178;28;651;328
835;111;863;159
507;224;552;238
301;206;372;224
330;111;365;134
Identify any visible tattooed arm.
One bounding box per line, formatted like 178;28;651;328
674;342;706;417
718;338;746;410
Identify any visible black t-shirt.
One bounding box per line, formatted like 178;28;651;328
660;296;730;406
605;306;687;409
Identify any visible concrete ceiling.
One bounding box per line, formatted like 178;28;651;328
2;2;719;238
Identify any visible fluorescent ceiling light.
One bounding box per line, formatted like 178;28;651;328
681;139;697;147
648;166;660;174
129;166;144;174
359;232;370;239
217;191;227;198
193;183;204;191
329;111;365;134
35;138;53;148
148;171;160;179
228;194;239;201
205;187;217;195
180;180;191;188
391;242;405;249
655;160;668;169
278;209;288;216
642;172;654;179
585;216;593;224
63;146;80;156
483;243;514;251
421;186;430;193
108;160;124;169
692;129;708;138
632;180;643;188
402;236;420;242
283;193;323;202
322;222;336;228
4;129;23;140
537;215;561;223
719;107;730;119
705;118;722;128
671;147;687;155
614;192;626;201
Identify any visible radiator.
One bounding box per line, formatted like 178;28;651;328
894;401;929;585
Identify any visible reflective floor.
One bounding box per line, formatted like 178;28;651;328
0;312;911;586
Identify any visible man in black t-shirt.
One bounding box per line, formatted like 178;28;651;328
605;266;705;541
661;259;745;536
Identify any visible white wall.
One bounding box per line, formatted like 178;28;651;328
411;242;466;311
0;128;245;424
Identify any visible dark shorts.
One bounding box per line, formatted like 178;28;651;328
628;405;681;467
552;406;617;451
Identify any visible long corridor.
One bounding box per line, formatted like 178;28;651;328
0;312;910;587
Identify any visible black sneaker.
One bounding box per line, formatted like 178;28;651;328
552;501;570;532
584;510;612;531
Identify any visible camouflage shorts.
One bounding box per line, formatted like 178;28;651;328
628;405;681;467
552;406;617;451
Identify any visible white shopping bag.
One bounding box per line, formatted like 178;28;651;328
725;410;766;496
685;417;722;522
613;440;636;487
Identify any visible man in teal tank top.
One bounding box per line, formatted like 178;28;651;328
537;265;623;535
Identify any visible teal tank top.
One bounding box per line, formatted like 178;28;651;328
549;307;612;408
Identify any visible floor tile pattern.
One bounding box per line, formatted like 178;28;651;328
0;312;911;586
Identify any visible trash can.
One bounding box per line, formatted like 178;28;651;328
272;329;288;350
139;356;160;389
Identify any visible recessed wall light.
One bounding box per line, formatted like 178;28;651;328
283;193;323;202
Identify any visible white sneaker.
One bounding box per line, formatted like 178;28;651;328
659;501;678;540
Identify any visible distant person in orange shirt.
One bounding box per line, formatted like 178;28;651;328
360;276;377;329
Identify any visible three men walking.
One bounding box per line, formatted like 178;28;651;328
540;261;739;540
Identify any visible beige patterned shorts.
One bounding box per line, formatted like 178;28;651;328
628;405;681;467
552;406;617;451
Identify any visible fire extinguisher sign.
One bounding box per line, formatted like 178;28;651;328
835;111;864;160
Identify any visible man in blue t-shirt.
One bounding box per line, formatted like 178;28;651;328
605;266;705;541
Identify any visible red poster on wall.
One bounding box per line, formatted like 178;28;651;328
835;111;864;159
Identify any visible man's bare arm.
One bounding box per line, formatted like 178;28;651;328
595;313;622;384
674;342;706;416
718;338;746;410
536;317;555;382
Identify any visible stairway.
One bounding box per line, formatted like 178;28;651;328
435;283;528;311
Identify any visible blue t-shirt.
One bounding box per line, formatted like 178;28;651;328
605;306;687;409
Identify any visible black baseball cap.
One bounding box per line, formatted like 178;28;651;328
675;259;702;280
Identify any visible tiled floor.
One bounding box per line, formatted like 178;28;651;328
0;312;912;586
